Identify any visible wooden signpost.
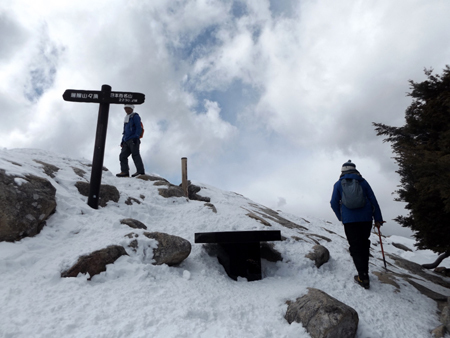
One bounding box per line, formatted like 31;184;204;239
63;84;145;209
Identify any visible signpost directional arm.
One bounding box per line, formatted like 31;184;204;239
63;89;145;105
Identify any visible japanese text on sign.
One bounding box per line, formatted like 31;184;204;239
110;93;137;103
71;93;99;99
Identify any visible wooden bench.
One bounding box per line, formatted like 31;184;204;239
195;230;282;281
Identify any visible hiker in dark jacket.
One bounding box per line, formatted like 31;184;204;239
330;160;384;289
116;104;145;178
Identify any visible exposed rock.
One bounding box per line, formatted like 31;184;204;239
291;235;316;245
304;233;332;243
158;185;185;198
6;160;22;166
143;232;191;266
434;267;450;277
407;279;448;303
136;174;169;183
120;218;147;230
431;325;447;338
153;179;210;202
72;167;86;178
75;181;120;207
245;209;271;226
85;164;109;171
154;181;170;186
306;245;330;268
249;203;308;231
372;271;400;290
205;203;217;213
441;300;450;331
388;253;450;289
34;160;60;178
285;288;359;338
61;245;128;280
126;232;191;266
373;254;450;309
260;242;283;262
125;233;139;251
125;197;141;205
392;242;412;252
0;170;56;242
188;184;210;202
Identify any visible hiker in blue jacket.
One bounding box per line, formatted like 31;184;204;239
116;104;145;177
330;160;384;289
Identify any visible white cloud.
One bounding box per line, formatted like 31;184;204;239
1;0;449;237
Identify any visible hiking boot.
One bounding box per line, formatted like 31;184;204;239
354;275;370;289
116;172;129;177
131;172;145;177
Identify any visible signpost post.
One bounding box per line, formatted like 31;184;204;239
63;84;145;209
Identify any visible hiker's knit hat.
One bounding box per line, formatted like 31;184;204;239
124;104;135;110
341;160;356;172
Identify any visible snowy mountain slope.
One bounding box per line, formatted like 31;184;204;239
0;148;448;338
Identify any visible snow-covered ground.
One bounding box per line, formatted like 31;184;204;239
0;148;449;338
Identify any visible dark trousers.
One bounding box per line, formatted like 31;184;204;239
344;221;372;277
120;139;145;174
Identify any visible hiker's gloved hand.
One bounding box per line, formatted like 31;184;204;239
375;221;384;228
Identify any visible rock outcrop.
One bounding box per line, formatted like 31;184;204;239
0;170;56;242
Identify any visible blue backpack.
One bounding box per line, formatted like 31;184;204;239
341;178;366;209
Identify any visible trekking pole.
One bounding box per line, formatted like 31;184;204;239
375;222;387;271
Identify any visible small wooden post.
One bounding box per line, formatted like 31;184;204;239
181;157;188;197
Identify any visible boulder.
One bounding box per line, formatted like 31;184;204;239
144;232;191;266
61;245;127;280
0;170;56;242
127;232;191;266
75;181;120;207
285;288;359;338
306;245;330;268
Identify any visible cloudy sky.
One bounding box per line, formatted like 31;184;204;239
1;0;450;237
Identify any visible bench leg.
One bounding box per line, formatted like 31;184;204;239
218;242;262;281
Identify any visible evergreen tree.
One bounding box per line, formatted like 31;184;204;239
373;66;450;254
